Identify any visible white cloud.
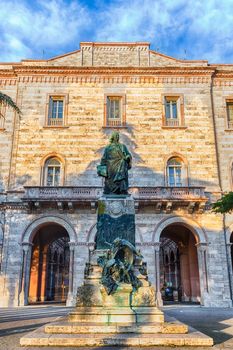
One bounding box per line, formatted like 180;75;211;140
94;0;233;62
0;0;90;61
0;0;233;62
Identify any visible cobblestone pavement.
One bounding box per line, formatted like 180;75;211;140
1;304;233;349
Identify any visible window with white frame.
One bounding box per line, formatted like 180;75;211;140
167;157;183;187
44;158;61;186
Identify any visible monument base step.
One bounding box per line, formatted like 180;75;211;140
20;324;213;347
45;318;188;334
68;306;164;323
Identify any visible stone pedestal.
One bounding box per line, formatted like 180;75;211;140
21;248;213;347
96;196;135;249
20;196;214;348
69;251;164;325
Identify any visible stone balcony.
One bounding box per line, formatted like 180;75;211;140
23;186;207;213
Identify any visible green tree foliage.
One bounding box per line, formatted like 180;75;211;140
213;192;233;213
0;92;21;115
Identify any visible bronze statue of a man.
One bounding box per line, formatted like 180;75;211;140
97;132;132;195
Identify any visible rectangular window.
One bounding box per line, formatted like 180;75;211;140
48;97;64;126
227;102;233;129
162;95;185;128
45;94;68;127
46;166;60;186
168;166;182;186
107;97;121;126
104;94;126;128
165;97;179;126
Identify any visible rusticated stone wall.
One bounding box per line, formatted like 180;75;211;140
0;42;233;308
0;207;230;307
0;76;220;192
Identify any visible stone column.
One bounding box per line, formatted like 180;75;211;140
174;260;178;289
196;243;209;305
28;244;39;303
168;259;171;285
155;243;163;307
67;242;75;306
39;248;48;302
18;243;32;306
48;261;54;300
54;254;60;301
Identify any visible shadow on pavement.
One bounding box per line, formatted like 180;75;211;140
163;305;233;345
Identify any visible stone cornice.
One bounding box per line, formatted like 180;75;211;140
0;202;27;210
1;65;233;85
0;69;17;85
12;76;210;84
0;69;16;76
0;67;215;85
0;66;216;76
212;71;233;86
12;66;216;75
215;72;233;78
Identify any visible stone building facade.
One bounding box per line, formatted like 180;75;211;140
0;42;233;307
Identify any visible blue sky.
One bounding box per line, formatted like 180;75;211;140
0;0;233;63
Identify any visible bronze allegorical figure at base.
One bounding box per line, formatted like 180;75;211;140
97;238;144;295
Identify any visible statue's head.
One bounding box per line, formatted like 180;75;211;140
110;131;119;144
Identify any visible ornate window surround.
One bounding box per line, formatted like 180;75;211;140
164;153;189;187
44;93;69;128
103;93;126;128
40;153;66;186
161;94;186;129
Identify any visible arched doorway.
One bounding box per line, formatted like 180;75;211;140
28;223;70;303
160;223;200;303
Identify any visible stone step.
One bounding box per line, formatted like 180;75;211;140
69;306;164;323
45;320;188;334
20;325;213;347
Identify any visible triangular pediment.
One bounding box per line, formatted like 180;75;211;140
48;49;82;66
9;42;208;69
149;50;208;67
47;42;208;68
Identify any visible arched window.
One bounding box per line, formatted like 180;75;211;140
167;157;183;187
44;157;61;186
